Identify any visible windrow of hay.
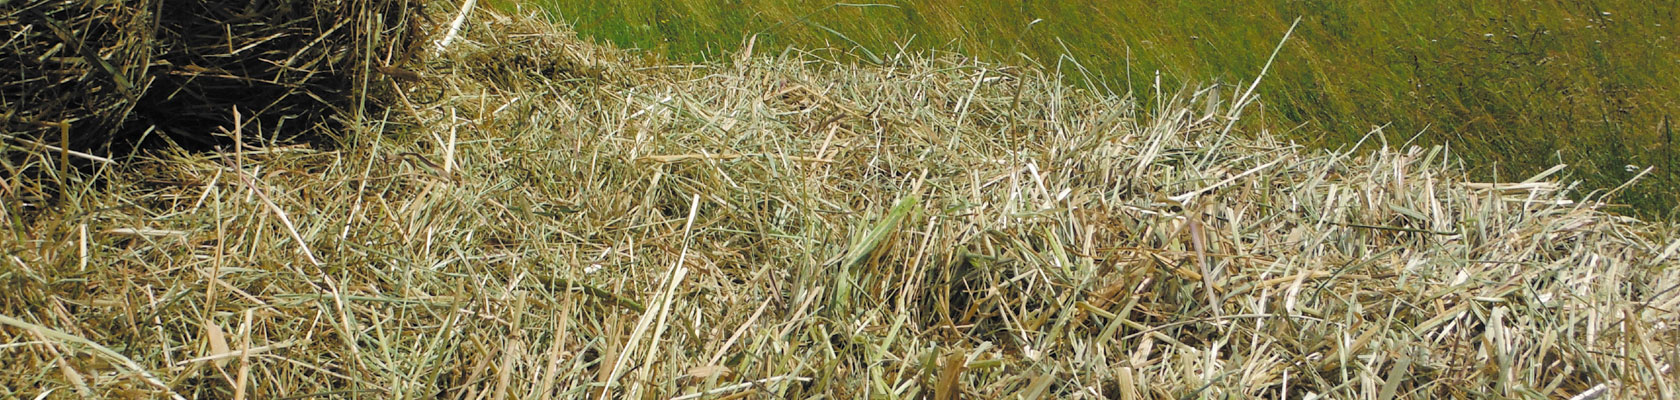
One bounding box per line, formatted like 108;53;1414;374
3;6;1677;399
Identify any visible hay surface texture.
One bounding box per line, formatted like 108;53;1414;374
3;8;1679;399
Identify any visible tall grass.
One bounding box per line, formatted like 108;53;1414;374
522;0;1679;215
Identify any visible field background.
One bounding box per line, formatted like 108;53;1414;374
509;0;1678;214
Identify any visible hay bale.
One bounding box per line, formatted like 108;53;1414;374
1;0;422;159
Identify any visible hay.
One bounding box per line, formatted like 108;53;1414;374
1;0;422;168
2;6;1677;399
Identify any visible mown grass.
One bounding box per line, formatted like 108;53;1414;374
4;6;1677;398
520;0;1680;215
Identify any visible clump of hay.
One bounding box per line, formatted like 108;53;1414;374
1;0;422;174
1;5;1676;399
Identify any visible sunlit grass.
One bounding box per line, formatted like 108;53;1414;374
522;0;1679;215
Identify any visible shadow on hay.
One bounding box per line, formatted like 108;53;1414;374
2;0;424;169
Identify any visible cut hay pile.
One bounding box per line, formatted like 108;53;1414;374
3;6;1678;399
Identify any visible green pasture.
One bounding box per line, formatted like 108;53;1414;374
517;0;1678;214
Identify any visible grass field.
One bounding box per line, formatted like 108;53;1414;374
520;0;1680;215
